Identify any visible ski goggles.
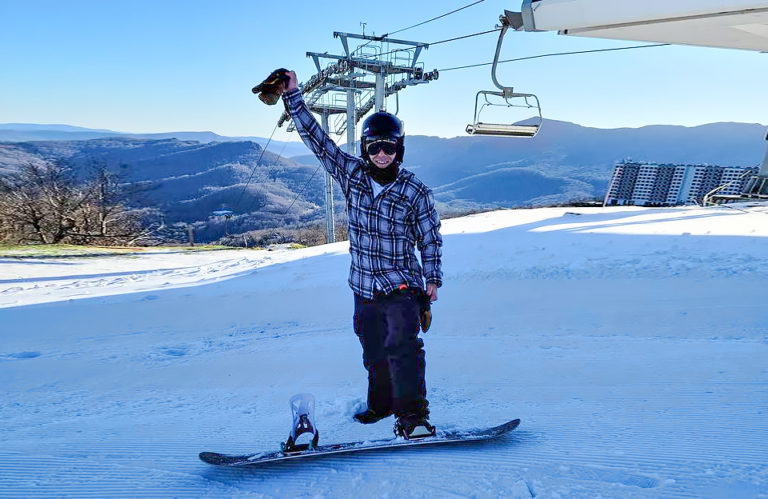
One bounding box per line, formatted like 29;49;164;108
365;140;398;156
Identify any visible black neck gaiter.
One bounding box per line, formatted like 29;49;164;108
367;162;399;185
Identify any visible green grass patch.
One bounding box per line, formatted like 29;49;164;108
0;244;240;258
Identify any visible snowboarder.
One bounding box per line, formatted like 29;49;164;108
278;70;443;439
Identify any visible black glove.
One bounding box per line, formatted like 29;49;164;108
252;68;290;105
415;288;432;333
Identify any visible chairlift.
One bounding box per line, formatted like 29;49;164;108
211;210;234;217
466;11;542;138
466;92;542;137
211;209;235;236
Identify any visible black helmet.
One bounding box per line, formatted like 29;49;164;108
360;112;405;164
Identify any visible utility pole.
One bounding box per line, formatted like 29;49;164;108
278;32;439;244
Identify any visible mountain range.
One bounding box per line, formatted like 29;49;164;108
0;123;309;158
1;120;765;242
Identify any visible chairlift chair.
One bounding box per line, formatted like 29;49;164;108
211;209;235;236
466;91;542;137
211;210;234;217
466;10;543;138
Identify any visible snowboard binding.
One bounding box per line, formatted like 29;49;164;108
281;393;320;454
394;414;437;440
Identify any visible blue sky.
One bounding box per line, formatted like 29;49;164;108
2;0;767;140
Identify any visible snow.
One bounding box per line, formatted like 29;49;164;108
1;204;767;498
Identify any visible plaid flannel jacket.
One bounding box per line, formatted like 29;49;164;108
284;88;443;300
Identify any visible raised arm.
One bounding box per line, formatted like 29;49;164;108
280;71;360;190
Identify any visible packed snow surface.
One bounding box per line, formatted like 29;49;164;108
1;204;767;498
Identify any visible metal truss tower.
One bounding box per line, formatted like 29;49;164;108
279;32;439;243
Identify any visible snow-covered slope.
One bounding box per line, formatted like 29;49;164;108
1;204;767;498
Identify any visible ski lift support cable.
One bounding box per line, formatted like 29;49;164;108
356;0;487;53
439;42;669;72
387;0;487;37
233;119;281;213
376;27;501;59
280;132;348;217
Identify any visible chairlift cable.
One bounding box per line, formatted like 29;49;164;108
281;164;323;217
438;43;670;72
276;138;289;159
376;27;501;59
429;27;500;47
387;0;486;37
281;134;347;217
246;126;298;218
357;0;486;53
234;120;280;212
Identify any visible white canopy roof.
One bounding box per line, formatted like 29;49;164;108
521;0;768;52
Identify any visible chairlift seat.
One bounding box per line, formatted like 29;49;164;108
466;122;540;137
466;89;542;138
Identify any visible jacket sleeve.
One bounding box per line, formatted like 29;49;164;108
283;88;360;191
413;187;443;287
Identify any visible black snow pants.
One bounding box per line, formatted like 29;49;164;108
353;289;428;418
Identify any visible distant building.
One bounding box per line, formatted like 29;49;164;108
604;161;758;206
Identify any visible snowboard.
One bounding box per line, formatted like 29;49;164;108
199;418;520;467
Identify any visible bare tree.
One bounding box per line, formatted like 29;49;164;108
0;162;87;244
0;161;158;246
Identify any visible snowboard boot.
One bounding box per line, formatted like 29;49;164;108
353;407;393;425
394;414;436;440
